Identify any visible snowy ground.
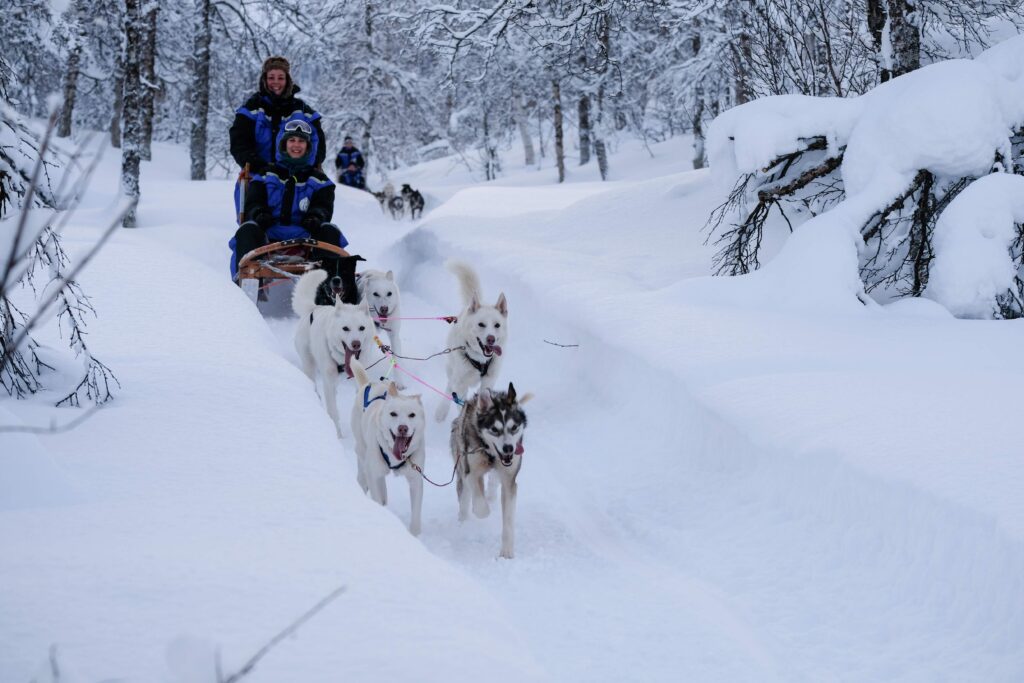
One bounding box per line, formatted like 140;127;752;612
2;135;1023;682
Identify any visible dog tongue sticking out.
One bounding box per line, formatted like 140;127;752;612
490;344;502;356
342;346;355;378
514;438;523;455
392;435;412;460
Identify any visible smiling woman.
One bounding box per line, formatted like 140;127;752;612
228;56;327;175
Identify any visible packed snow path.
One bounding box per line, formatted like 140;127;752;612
3;141;1023;681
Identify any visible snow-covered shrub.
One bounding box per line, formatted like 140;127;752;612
705;34;1024;314
925;173;1024;318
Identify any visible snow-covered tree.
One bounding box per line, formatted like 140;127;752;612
1;106;121;405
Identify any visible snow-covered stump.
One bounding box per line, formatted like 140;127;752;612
925;173;1024;319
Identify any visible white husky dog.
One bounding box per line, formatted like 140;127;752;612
350;358;427;536
292;269;376;438
434;261;508;422
357;269;403;358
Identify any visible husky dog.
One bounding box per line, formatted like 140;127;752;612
356;269;403;358
451;383;531;558
434;261;508;422
372;190;388;212
388;195;405;220
373;182;395;214
293;269;376;438
401;184;425;220
350;358;427;536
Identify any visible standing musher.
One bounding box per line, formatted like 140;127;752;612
229;120;361;305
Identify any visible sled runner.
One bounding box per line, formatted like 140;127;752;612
236;238;350;303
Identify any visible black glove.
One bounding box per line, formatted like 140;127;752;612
301;215;321;233
252;210;274;231
247;160;269;176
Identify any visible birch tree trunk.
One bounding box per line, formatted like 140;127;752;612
730;3;754;105
514;94;536;167
362;0;376;178
868;0;921;82
121;0;144;227
692;91;706;170
578;94;591;166
537;105;545;161
110;51;124;149
691;30;706;169
552;80;565;183
888;0;921;79
139;2;159;161
593;12;610;181
57;0;87;138
189;0;211;180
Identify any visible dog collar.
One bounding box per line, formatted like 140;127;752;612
378;445;408;470
462;351;493;377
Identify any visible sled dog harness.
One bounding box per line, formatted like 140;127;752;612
463;352;492;377
363;385;386;409
378;445;408;470
359;387;406;469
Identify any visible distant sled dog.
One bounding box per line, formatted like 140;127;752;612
356;269;403;359
401;183;425;219
388;195;405;220
374;182;396;215
451;383;531;558
292;269;376;438
350;358;427;536
434;260;508;422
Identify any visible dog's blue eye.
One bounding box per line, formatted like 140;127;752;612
342;326;350;331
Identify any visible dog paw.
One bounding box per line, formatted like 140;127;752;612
498;547;515;560
409;522;421;536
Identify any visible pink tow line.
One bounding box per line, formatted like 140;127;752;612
373;336;463;404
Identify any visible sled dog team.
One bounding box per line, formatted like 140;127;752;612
291;260;530;559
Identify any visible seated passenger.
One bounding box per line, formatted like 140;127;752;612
230;120;360;304
339;162;366;190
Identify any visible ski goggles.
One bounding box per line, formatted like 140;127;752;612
283;119;313;135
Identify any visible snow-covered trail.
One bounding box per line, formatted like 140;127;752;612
266;186;1024;679
4;140;1023;681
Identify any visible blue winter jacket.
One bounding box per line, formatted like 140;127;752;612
334;146;365;172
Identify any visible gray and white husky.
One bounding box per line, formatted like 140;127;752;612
450;383;531;558
292;269;376;438
356;269;403;358
350;358;426;536
434;260;508;422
